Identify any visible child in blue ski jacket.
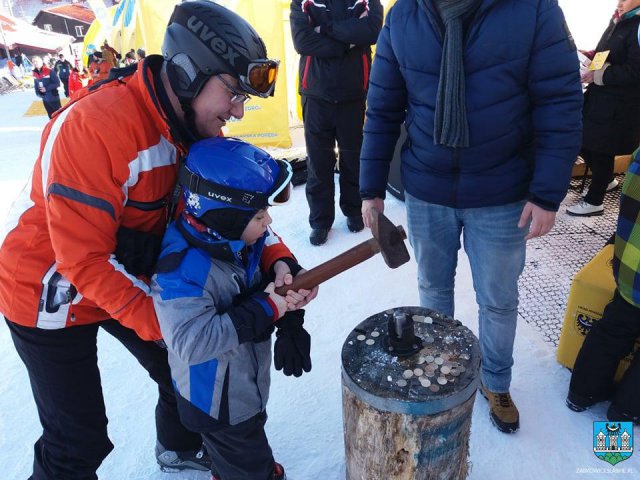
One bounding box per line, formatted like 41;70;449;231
151;137;315;480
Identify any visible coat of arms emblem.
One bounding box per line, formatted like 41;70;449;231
593;421;634;465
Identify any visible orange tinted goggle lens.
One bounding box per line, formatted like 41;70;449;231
267;160;292;205
248;63;278;94
271;182;291;204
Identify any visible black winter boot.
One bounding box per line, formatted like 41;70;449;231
211;461;286;480
607;403;640;424
346;216;364;232
566;390;607;412
156;442;211;472
309;228;329;246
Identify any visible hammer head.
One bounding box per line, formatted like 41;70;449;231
370;208;410;269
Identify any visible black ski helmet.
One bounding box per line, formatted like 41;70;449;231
162;0;268;102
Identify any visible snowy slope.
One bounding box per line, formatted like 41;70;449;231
1;3;638;479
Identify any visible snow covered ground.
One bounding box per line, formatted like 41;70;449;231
1;3;638;479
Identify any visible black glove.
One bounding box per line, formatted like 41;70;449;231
305;2;331;28
114;226;162;277
274;309;311;377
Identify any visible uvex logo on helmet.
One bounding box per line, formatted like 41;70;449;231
207;191;233;203
187;15;240;66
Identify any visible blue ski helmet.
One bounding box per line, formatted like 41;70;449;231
180;137;293;222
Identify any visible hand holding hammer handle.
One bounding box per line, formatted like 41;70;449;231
274;239;382;296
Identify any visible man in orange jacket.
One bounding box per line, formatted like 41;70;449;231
0;2;313;478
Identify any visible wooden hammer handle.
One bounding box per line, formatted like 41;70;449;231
274;238;381;296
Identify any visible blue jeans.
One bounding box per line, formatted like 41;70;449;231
405;193;528;392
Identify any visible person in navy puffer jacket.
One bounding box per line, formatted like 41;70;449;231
359;0;583;433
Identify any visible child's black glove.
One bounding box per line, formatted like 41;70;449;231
274;309;311;377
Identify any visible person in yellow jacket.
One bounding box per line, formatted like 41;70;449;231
0;2;310;478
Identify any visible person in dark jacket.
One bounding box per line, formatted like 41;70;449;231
13;48;23;71
359;0;583;433
153;138;315;480
124;50;137;65
567;147;640;425
567;1;640;217
54;53;73;97
32;56;61;118
290;0;383;245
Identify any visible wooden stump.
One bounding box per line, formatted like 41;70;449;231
343;386;475;480
341;307;480;480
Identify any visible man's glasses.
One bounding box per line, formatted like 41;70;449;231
216;75;251;105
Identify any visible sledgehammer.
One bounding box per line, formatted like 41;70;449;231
275;209;410;296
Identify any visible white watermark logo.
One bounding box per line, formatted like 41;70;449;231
575;466;635;474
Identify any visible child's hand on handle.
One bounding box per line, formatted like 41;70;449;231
264;282;288;320
283;287;318;311
273;260;293;288
284;267;319;310
273;263;319;310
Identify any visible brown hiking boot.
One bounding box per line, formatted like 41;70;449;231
480;384;520;433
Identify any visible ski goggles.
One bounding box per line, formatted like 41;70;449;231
267;159;293;205
179;159;293;210
237;60;280;98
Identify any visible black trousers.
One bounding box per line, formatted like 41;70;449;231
569;291;640;416
6;319;202;480
302;96;364;229
43;99;62;119
203;411;273;480
582;148;614;206
60;78;70;97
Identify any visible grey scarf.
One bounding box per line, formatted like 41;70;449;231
433;0;479;148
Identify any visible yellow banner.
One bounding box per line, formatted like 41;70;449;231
84;0;175;63
109;0;177;55
217;0;291;148
83;0;291;148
